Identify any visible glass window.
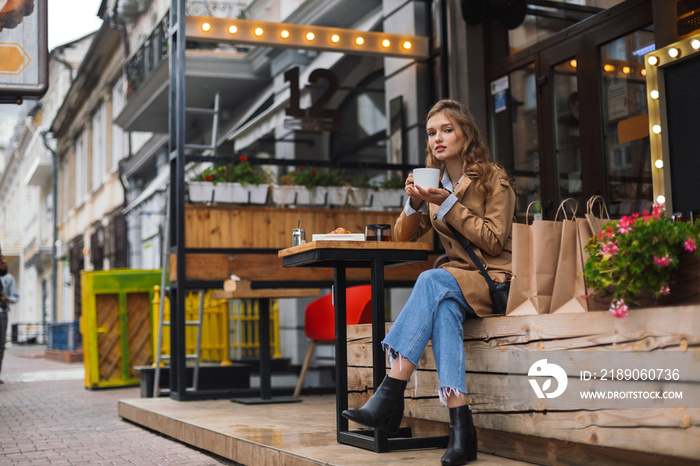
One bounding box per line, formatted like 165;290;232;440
506;1;624;56
600;27;655;217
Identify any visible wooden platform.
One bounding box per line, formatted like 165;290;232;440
118;394;530;466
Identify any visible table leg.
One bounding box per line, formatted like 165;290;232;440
231;298;301;405
333;266;349;438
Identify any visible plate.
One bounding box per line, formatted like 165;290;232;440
311;234;366;241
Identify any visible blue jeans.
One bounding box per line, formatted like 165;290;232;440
382;269;477;404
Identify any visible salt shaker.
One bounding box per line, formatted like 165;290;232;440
292;228;306;246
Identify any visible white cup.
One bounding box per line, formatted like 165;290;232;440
413;168;440;189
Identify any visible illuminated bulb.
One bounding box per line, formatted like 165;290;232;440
655;159;664;169
201;22;211;32
228;25;238;34
650;89;659;99
692;39;700;50
331;34;340;43
83;248;89;256
640;69;646;77
355;36;364;46
381;39;390;48
622;66;631;74
668;47;679;58
648;55;658;66
402;41;412;50
603;64;615;72
280;29;290;39
305;32;315;41
569;59;577;68
652;124;662;134
656;195;665;204
254;27;264;37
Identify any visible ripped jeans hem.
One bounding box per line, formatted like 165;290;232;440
383;343;467;406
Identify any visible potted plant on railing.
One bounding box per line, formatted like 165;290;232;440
370;174;407;210
189;156;270;204
584;203;700;318
272;167;350;206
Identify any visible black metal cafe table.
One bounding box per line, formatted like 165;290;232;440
211;287;320;404
279;240;449;453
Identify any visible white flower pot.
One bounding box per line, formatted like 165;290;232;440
370;189;406;209
325;186;350;206
348;188;373;207
272;185;311;206
189;182;269;204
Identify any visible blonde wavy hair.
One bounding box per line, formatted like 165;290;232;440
424;99;503;200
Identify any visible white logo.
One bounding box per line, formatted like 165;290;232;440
528;359;568;399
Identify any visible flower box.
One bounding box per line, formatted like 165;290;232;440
271;185;311;206
189;182;269;204
325;186;350;206
348;187;373;208
369;189;406;210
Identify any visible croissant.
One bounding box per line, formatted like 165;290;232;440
329;227;352;234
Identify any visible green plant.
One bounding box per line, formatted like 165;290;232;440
379;174;405;189
278;167;347;189
584;204;699;318
191;157;267;186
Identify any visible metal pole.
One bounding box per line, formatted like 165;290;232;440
41;130;58;324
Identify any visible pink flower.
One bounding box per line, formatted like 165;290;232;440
617;216;634;234
659;284;671;296
652;203;665;218
653;254;673;267
603;241;618;256
685;237;697;253
609;299;629;318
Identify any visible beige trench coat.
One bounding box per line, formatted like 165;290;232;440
394;168;515;317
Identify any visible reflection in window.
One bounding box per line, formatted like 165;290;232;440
600;27;655;217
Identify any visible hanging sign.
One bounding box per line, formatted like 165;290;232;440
284;66;340;131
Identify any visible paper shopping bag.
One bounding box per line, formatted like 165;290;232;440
506;218;562;315
550;217;588;313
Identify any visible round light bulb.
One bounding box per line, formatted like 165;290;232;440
305;32;315;41
650;89;659;99
655;159;664;169
331;34;340;43
569;59;577;68
254;27;264;37
656;195;665;204
640;69;647;77
622;66;631;74
668;47;679;58
402;41;412;50
652;124;662;134
355;37;364;46
381;39;390;48
692;39;700;50
648;55;658;66
603;64;615;72
201;23;211;32
228;25;238;34
280;30;290;39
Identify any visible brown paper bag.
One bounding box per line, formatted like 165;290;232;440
550;216;588;314
506;202;562;315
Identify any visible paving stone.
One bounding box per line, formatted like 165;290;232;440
0;345;238;465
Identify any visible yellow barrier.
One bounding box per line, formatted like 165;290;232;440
152;288;280;364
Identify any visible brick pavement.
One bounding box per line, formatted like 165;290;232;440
0;345;239;465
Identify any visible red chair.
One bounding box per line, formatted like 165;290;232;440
293;284;372;398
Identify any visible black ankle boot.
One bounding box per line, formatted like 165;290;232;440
441;405;477;465
341;376;407;434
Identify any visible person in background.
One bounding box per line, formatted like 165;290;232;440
342;100;515;465
0;248;20;384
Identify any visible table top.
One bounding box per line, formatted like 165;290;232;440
278;240;431;257
211;288;321;300
279;241;431;269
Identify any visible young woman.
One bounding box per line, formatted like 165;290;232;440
342;99;515;465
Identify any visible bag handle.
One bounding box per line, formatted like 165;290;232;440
587;195;610;219
525;201;541;225
555;198;578;221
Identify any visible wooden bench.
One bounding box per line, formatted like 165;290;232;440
347;305;700;465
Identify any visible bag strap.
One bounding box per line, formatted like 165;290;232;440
445;222;500;293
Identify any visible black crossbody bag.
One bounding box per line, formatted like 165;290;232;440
446;223;510;315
